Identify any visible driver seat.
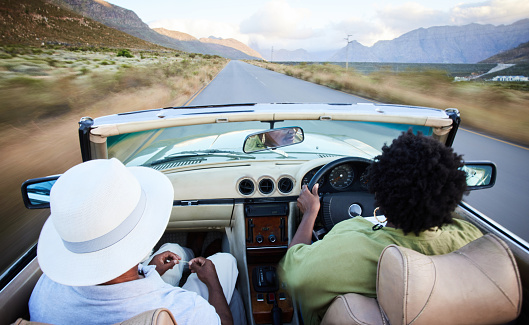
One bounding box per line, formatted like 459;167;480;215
320;234;522;325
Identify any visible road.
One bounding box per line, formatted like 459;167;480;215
189;60;529;242
188;60;373;105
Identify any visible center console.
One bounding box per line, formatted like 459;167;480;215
245;202;294;324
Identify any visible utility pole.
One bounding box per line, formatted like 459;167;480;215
271;46;274;62
345;35;352;71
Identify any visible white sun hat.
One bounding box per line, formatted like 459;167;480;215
37;158;174;286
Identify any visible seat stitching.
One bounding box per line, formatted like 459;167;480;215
408;255;436;324
342;296;371;325
376;299;388;325
454;250;518;308
402;249;410;325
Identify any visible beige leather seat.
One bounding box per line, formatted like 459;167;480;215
12;308;177;325
321;234;522;325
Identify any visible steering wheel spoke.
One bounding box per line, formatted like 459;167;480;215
312;227;327;241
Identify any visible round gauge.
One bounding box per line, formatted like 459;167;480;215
329;164;355;190
302;167;325;188
360;171;370;190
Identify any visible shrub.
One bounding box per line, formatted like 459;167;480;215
117;49;134;58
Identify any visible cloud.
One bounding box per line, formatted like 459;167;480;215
451;0;529;25
376;2;451;35
331;18;393;47
240;0;314;40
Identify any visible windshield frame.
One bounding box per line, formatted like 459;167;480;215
105;120;436;169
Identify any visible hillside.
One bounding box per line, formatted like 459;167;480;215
153;27;263;60
153;28;198;42
199;37;264;60
51;0;260;59
0;0;167;49
480;41;529;63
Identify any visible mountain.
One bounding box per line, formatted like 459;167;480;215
480;41;529;63
272;19;529;63
50;0;260;59
153;28;198;42
0;0;166;49
199;37;264;60
152;28;264;60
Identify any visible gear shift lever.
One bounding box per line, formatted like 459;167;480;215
271;298;282;325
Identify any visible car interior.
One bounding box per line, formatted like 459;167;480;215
2;155;526;325
1;109;527;325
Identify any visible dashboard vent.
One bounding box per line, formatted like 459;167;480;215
151;159;205;171
258;178;275;195
318;154;341;158
238;179;255;196
278;177;294;194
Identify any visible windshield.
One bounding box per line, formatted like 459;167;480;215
107;120;433;167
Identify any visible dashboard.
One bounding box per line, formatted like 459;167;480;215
165;158;373;202
164;158;374;230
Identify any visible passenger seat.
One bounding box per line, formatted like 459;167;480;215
321;234;522;325
12;308;177;325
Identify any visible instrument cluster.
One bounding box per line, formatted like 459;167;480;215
301;162;370;193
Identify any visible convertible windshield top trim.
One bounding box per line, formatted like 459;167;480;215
89;103;453;139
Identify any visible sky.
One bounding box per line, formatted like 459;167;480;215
104;0;529;53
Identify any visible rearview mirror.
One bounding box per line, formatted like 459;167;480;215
243;127;304;153
21;175;60;209
461;162;496;191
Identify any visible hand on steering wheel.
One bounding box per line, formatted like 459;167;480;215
306;157;374;240
297;184;320;215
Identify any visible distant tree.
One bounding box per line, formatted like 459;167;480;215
117;49;134;58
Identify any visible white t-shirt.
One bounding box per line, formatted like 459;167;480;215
29;264;220;325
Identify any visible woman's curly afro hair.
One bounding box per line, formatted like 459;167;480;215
366;129;467;235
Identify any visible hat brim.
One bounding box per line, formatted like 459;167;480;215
37;166;174;286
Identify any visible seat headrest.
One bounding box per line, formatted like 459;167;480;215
376;234;522;325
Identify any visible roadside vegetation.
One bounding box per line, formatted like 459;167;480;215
250;61;529;147
0;46;228;273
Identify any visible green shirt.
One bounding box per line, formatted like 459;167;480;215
278;217;482;325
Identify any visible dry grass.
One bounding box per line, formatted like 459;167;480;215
0;53;228;273
251;61;529;146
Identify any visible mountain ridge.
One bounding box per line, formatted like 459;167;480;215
480;40;529;63
3;0;527;64
268;19;529;63
198;37;263;60
152;28;263;60
49;0;260;59
0;0;167;49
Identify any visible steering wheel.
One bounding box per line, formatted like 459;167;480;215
307;157;374;240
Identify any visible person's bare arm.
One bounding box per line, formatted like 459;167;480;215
288;184;320;249
189;257;233;325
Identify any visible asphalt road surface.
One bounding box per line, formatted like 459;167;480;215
190;60;529;242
